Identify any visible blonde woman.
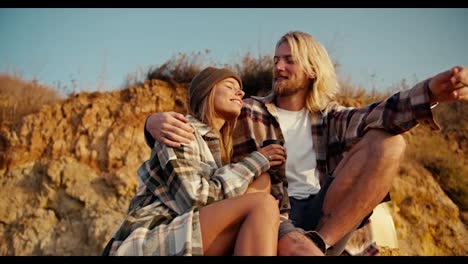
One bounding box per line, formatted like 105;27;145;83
102;67;286;256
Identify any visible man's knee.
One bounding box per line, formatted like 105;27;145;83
364;130;406;160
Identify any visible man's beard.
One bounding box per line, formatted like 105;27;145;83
273;77;309;96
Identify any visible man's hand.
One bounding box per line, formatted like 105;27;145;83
258;144;287;168
429;66;468;103
146;112;195;148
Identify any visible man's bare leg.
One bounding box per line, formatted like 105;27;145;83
277;129;406;255
317;129;406;246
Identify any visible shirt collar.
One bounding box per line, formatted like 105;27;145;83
187;115;219;139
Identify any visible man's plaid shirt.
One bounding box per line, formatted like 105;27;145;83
231;79;439;215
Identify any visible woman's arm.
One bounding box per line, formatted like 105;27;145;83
139;139;270;213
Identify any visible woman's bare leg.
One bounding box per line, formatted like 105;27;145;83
198;192;279;256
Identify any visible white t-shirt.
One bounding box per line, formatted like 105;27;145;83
274;106;321;199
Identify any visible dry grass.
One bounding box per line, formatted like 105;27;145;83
143;50;215;88
406;128;468;211
134;51;274;98
229;52;274;98
336;75;392;107
0;73;63;125
405;102;468;211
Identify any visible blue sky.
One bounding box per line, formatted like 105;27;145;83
1;8;467;95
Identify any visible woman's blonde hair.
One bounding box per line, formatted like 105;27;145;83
195;84;236;165
277;31;339;112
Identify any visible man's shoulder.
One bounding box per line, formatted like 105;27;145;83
322;101;349;115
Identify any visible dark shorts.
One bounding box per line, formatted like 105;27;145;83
278;175;390;239
278;175;333;239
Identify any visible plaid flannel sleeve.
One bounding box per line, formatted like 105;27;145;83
152;140;270;212
329;78;440;149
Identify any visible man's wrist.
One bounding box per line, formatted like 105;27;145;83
427;79;438;105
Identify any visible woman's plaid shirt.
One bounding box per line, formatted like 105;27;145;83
105;116;270;255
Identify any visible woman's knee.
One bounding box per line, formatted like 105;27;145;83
247;193;280;220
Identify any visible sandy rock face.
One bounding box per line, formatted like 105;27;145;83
391;160;467;256
0;159;127;255
0;80;188;255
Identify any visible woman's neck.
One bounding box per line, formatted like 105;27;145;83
211;116;226;132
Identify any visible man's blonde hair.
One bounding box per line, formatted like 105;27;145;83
276;31;339;112
196;85;236;165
